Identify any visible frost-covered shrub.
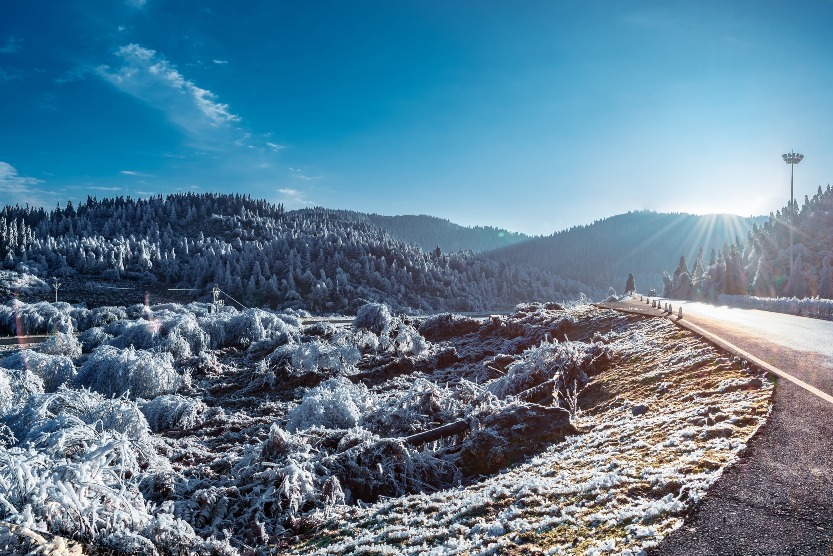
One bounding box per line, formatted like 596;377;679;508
0;366;44;416
287;377;376;431
326;428;460;503
222;308;297;349
718;294;833;320
90;305;129;327
104;318;161;350
37;332;82;359
290;336;361;374
8;387;162;472
488;340;608;401
393;322;428;357
0;270;50;296
353;303;393;335
363;377;467;437
419;312;481;341
78;326;113;352
161;311;210;360
1;350;76;392
141;394;209;432
77;345;180;399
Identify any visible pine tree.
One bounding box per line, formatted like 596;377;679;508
819;255;833;299
624;273;635;294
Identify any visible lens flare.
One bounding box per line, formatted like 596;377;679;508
144;291;162;335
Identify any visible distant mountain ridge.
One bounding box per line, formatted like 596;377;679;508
0;194;592;312
335;211;530;254
487;211;766;293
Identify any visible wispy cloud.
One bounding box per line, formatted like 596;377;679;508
276;187;313;208
0;67;22;81
120;170;154;177
97;43;239;137
266;142;286;152
212;59;228;65
0;36;21;54
89;186;123;191
289;167;322;181
0;161;48;206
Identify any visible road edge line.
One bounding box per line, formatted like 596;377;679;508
669;315;833;406
596;302;833;406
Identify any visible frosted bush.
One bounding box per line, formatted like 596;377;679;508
488;340;607;400
326;428;460;503
90;305;129;327
718;294;833;320
1;350;76;392
8;387;163;475
161;311;210;360
141;394;209;432
78;326;113;352
393;322;428;357
353;303;393;335
37;332;83;359
104;318;162;351
0;366;44;416
291;336;361;374
0;270;50;295
287;377;376;431
77;345;180;399
419;312;481;341
223;308;297;348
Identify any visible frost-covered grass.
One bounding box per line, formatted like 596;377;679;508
291;314;772;556
0;301;773;555
718;293;833;320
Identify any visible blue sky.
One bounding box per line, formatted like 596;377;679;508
1;1;832;235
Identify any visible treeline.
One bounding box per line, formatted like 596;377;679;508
0;193;591;312
333;211;530;254
663;184;833;300
488;211;761;292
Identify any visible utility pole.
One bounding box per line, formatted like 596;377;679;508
51;277;61;303
782;151;804;280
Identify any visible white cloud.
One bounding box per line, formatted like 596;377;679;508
0;161;48;206
97;43;239;136
120;170;154;177
212;59;228;65
0;67;22;81
0;36;21;54
89;186;123;191
276;187;313;208
289;167;322;181
266;142;286;151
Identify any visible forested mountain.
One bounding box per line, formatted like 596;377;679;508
335;212;530;254
488;211;763;293
663;184;833;300
0;193;592;312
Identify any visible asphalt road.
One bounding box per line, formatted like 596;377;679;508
607;296;833;556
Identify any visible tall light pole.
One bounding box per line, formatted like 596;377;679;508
51;277;61;303
782;151;804;280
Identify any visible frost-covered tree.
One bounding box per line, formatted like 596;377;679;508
624;273;635;294
819;254;833;299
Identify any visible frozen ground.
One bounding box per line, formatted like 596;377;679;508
0;300;772;555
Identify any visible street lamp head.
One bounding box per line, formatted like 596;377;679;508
782;151;804;164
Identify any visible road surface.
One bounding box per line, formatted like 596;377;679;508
603;296;833;555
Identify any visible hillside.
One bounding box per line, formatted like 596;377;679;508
0;194;592;312
662;184;833;300
334;211;530;254
488;211;764;293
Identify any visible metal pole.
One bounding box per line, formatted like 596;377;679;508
790;162;794;279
